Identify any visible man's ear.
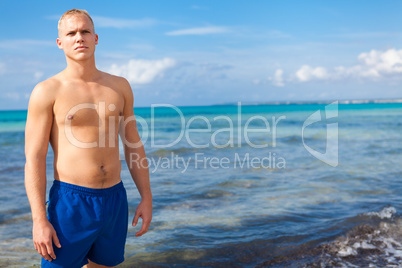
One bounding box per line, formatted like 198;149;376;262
57;38;63;49
95;34;99;45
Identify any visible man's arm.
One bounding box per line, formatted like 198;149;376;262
119;78;152;237
25;82;61;261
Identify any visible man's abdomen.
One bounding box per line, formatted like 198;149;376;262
54;145;122;189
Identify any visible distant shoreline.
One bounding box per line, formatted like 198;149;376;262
1;98;402;112
212;98;402;106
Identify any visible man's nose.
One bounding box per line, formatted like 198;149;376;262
76;33;84;42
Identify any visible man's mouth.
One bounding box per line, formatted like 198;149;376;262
75;46;88;50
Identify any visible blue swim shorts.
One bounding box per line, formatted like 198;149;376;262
41;180;128;268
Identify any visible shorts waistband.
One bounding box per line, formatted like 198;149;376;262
52;180;124;196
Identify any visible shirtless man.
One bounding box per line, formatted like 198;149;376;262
24;9;152;267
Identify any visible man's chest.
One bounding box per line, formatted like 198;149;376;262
53;85;124;128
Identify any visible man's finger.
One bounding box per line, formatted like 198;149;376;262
132;213;140;227
52;232;62;248
135;222;149;237
135;229;145;237
142;219;151;232
35;242;41;255
46;242;56;260
40;244;52;261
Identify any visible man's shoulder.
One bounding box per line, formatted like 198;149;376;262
101;71;130;87
33;74;63;94
29;78;59;110
29;74;63;107
100;71;132;97
99;72;134;109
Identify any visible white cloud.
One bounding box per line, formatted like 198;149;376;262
293;48;402;83
357;49;402;76
166;26;229;36
296;65;329;82
108;58;176;84
272;69;285;87
92;16;156;29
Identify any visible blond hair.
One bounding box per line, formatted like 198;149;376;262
58;9;95;35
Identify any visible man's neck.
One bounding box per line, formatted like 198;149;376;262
64;56;100;81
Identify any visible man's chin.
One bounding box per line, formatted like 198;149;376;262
66;53;93;61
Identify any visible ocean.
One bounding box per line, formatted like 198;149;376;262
0;102;401;267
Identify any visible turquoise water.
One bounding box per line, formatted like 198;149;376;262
0;102;401;267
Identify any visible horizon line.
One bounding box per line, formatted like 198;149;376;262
1;98;402;112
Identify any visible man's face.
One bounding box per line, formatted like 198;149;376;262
57;14;98;61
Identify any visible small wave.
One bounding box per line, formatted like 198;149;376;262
364;206;397;219
310;219;402;267
313;207;402;267
257;206;402;268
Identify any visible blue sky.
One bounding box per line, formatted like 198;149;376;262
0;0;401;110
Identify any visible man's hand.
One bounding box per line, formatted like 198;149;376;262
33;219;61;261
132;199;152;237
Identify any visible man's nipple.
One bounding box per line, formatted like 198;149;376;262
67;114;74;120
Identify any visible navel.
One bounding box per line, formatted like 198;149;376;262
100;165;106;175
